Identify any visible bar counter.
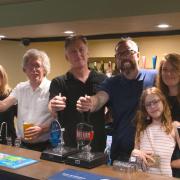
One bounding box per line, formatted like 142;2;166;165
0;144;178;180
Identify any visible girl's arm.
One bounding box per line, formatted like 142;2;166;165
131;149;155;165
173;121;180;149
0;96;16;112
131;134;154;165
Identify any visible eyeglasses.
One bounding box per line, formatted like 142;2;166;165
145;99;161;109
26;64;42;70
115;49;137;59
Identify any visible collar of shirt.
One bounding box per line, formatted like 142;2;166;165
65;70;95;81
136;70;143;81
122;70;143;82
27;77;48;91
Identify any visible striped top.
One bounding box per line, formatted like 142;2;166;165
139;124;175;177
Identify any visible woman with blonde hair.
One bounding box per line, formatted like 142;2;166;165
132;87;180;177
0;65;16;144
157;53;180;177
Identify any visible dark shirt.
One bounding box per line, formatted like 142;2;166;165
49;70;107;152
99;69;157;161
168;96;180;178
0;94;17;144
167;96;180;122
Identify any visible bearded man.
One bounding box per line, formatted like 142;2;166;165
76;37;157;162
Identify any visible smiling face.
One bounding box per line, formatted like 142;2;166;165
115;39;139;79
24;58;45;85
161;60;180;88
65;39;89;70
145;94;163;122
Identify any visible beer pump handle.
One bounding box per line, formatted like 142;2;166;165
57;92;64;125
83;111;90;124
82;94;90;124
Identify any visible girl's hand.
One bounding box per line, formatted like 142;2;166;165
132;149;155;166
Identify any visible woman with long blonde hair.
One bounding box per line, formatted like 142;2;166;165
0;65;16;144
0;65;11;95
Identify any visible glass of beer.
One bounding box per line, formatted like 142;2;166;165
23;122;34;139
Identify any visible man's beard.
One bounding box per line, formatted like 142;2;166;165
120;60;137;76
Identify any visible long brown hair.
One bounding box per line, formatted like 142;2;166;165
157;53;180;103
0;65;11;96
135;87;172;144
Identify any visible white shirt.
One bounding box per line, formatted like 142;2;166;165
10;77;53;143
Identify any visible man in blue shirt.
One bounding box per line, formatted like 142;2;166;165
77;37;157;162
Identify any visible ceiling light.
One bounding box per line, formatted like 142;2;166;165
157;24;170;29
0;35;6;39
64;30;74;34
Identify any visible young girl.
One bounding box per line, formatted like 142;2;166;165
132;87;180;177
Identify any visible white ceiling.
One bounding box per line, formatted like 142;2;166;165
0;0;180;39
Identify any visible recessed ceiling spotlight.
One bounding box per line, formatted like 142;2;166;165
0;35;6;39
157;24;170;29
64;30;74;34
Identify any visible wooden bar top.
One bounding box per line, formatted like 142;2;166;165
0;144;178;180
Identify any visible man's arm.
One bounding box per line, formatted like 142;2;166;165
91;91;109;112
76;91;109;112
39;119;52;133
0;96;16;112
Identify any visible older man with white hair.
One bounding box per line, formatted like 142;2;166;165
0;49;53;151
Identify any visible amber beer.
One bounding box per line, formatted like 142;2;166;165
23;122;34;139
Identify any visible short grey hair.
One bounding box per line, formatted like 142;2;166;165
65;35;87;49
115;37;139;54
22;49;51;75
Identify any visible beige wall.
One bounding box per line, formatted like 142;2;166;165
0;41;69;88
1;35;180;88
0;41;26;87
88;35;180;69
136;35;180;68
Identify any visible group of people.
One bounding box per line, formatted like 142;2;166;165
76;37;180;177
0;35;179;177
